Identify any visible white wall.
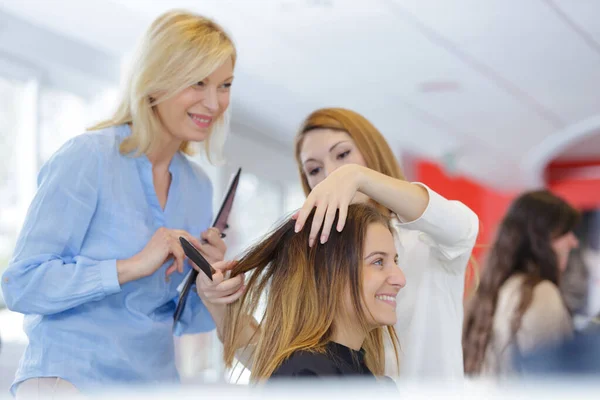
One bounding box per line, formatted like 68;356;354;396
225;123;298;184
0;9;119;99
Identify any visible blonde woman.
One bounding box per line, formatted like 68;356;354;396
1;10;235;397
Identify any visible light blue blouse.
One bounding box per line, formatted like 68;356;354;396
1;124;215;394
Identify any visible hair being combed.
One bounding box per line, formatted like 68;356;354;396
222;203;400;381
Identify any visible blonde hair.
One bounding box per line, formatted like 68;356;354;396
223;204;400;381
89;10;236;163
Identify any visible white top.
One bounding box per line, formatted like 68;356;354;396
385;183;479;380
482;274;573;376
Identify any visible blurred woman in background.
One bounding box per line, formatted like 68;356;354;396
463;190;580;377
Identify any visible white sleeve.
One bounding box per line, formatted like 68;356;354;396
395;183;479;264
387;184;479;380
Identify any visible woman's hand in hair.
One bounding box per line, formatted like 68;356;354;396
195;260;245;305
195;260;253;345
116;227;203;285
296;164;430;243
293;164;364;247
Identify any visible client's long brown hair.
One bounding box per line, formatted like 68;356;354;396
222;203;400;381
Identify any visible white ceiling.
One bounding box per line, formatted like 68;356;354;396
1;0;600;190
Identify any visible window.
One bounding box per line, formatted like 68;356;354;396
0;76;26;284
225;173;284;258
39;86;120;164
38;88;87;163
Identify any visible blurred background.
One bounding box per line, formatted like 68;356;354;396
1;0;600;392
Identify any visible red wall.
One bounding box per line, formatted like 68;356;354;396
414;161;515;292
547;160;600;210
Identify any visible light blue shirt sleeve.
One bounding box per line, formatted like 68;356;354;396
1;136;121;315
